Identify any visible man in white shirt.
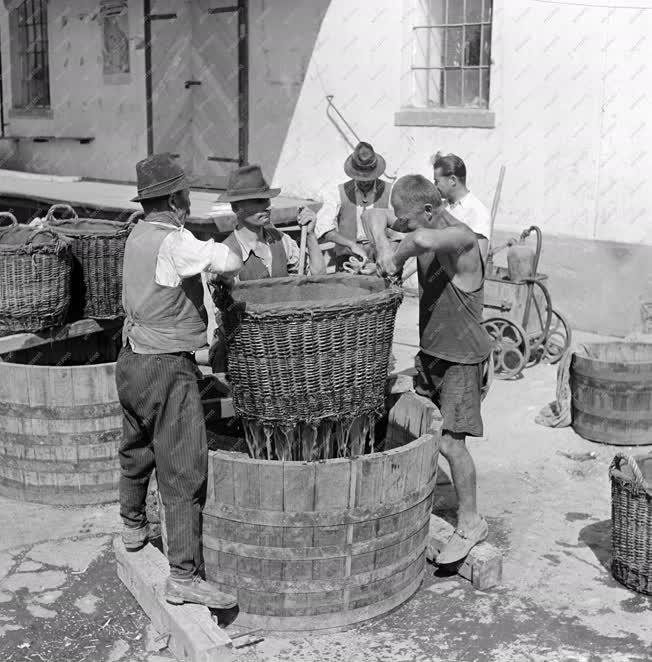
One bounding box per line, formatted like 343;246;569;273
117;153;242;611
432;152;491;262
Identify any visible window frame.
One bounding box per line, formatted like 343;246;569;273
9;0;52;113
396;0;496;129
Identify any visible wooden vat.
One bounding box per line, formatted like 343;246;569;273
0;328;237;505
0;329;122;505
200;391;441;633
572;342;652;446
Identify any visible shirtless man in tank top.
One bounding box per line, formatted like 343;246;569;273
363;174;492;564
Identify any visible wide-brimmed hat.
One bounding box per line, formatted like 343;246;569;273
216;165;281;203
344;142;386;181
131;153;189;202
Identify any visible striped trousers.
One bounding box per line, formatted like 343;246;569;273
116;344;207;579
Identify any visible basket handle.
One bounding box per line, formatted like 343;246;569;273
0;212;18;226
25;228;63;245
45;203;78;223
127;210;144;224
611;452;649;489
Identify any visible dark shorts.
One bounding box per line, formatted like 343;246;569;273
414;351;485;438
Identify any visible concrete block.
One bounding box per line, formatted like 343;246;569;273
426;514;503;591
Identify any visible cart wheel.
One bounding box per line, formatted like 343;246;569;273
483;318;530;380
542;309;572;364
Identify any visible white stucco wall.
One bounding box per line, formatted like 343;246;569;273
271;0;652;246
0;0;147;181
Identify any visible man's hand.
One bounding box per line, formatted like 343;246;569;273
376;247;399;278
350;242;368;263
297;207;317;234
208;272;236;289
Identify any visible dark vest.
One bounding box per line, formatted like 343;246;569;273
417;250;492;364
223;230;289;281
335;180;392;256
122;213;207;354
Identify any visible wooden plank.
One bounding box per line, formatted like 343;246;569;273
283;463;316;512
0;363;30;404
232;458;260;509
426;514;503;591
314;459;351;511
210;452;236;506
114;537;235;662
258;460;284;511
0;318;123;356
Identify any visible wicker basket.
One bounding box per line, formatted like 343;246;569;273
44;204;134;320
219;274;403;425
610;452;652;595
0;215;73;334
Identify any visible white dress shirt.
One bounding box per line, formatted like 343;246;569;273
445;191;492;241
153;221;234;287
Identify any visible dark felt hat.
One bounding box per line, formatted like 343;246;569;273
131;153;190;202
344;142;386;181
216;165;281;203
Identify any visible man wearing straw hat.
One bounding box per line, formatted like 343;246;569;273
202;164;326;372
316;141;399;271
117;153;242;609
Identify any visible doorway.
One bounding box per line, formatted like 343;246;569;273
144;0;248;189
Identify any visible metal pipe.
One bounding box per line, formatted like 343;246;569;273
0;20;5;138
144;0;153;155
325;95;396;181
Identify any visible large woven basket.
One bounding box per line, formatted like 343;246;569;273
610;452;652;595
0;213;73;334
45;204;134;320
219;274;403;425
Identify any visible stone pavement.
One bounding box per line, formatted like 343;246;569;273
1;298;651;661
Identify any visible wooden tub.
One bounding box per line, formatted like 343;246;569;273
197;390;441;633
0;326;123;505
0;324;233;505
572;342;652;446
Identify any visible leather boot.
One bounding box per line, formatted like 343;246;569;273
165;575;237;609
122;524;148;552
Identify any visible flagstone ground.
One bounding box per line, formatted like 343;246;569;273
0;298;650;662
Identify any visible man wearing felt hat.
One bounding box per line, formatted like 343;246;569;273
217;164;326;281
316;141;399;271
117;153;242;610
202;164;326;372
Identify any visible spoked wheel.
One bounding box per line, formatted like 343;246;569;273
542;309;572;364
483;317;531;380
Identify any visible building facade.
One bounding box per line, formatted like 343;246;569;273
0;0;651;333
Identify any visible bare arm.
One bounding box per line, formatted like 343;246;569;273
392;226;476;272
306;231;326;275
360;208;396;255
323;229;356;251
